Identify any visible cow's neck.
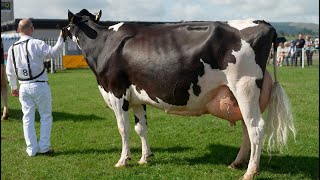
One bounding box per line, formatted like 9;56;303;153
77;23;109;71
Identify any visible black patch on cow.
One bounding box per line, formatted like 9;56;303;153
238;21;275;75
143;104;147;125
187;26;209;31
200;23;241;70
117;22;223;105
122;99;129;111
255;78;263;89
78;22;98;39
134;115;139;124
192;84;201;96
75;9;101;23
135;86;141;94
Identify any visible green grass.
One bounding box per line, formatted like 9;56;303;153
1;63;319;179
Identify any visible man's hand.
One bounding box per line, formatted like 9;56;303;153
11;89;19;97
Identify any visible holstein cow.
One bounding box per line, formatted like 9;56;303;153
65;9;295;179
1;38;9;121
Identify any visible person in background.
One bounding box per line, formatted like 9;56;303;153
285;41;296;66
276;42;287;66
6;19;64;157
314;38;319;50
267;43;274;64
294;34;305;67
304;35;314;67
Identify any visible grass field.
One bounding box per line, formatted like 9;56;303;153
1;61;319;179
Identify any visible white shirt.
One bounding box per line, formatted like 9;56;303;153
6;35;63;90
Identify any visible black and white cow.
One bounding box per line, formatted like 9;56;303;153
65;9;295;179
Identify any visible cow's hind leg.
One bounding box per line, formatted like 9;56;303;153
229;78;265;180
109;93;131;167
229;120;250;169
133;105;153;165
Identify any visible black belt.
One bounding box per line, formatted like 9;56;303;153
34;80;48;83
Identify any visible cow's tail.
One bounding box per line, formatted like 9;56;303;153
264;32;296;157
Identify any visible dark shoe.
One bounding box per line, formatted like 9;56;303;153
39;149;54;156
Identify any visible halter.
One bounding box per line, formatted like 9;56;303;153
57;19;89;41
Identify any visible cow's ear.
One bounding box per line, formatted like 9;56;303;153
95;10;102;22
68;10;75;23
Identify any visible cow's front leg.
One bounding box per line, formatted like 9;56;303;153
109;93;131;167
229;120;250;169
133;105;153;165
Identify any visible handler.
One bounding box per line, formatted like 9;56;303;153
6;19;64;156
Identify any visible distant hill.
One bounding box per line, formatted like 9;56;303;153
271;22;319;37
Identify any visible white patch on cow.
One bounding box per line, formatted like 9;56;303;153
130;63;228;115
108;22;124;32
130;85;174;112
67;28;82;49
227;19;258;31
223;39;263;82
98;85;112;108
71;36;82;50
186;59;227;109
222;39;263;104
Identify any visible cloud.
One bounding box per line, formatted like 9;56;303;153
169;3;204;21
13;0;319;24
103;0;165;21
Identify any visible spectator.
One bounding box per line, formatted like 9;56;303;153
277;42;287;66
314;38;319;50
294;34;305;67
285;41;296;66
304;35;314;67
267;42;274;64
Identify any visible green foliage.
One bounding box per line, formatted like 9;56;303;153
1;65;319;179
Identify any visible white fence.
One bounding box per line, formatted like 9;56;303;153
269;48;319;67
43;38;64;73
301;48;319;68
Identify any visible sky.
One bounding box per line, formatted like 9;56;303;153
14;0;319;24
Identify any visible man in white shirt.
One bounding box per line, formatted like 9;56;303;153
6;18;64;156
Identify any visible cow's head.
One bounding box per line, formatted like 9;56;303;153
73;9;102;23
66;9;102;46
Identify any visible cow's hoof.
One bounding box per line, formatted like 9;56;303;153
138;153;153;165
228;161;248;169
114;162;127;168
138;159;148;165
240;171;259;180
1;114;9;121
114;157;131;167
240;174;253;180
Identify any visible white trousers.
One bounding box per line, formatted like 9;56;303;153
19;82;52;156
